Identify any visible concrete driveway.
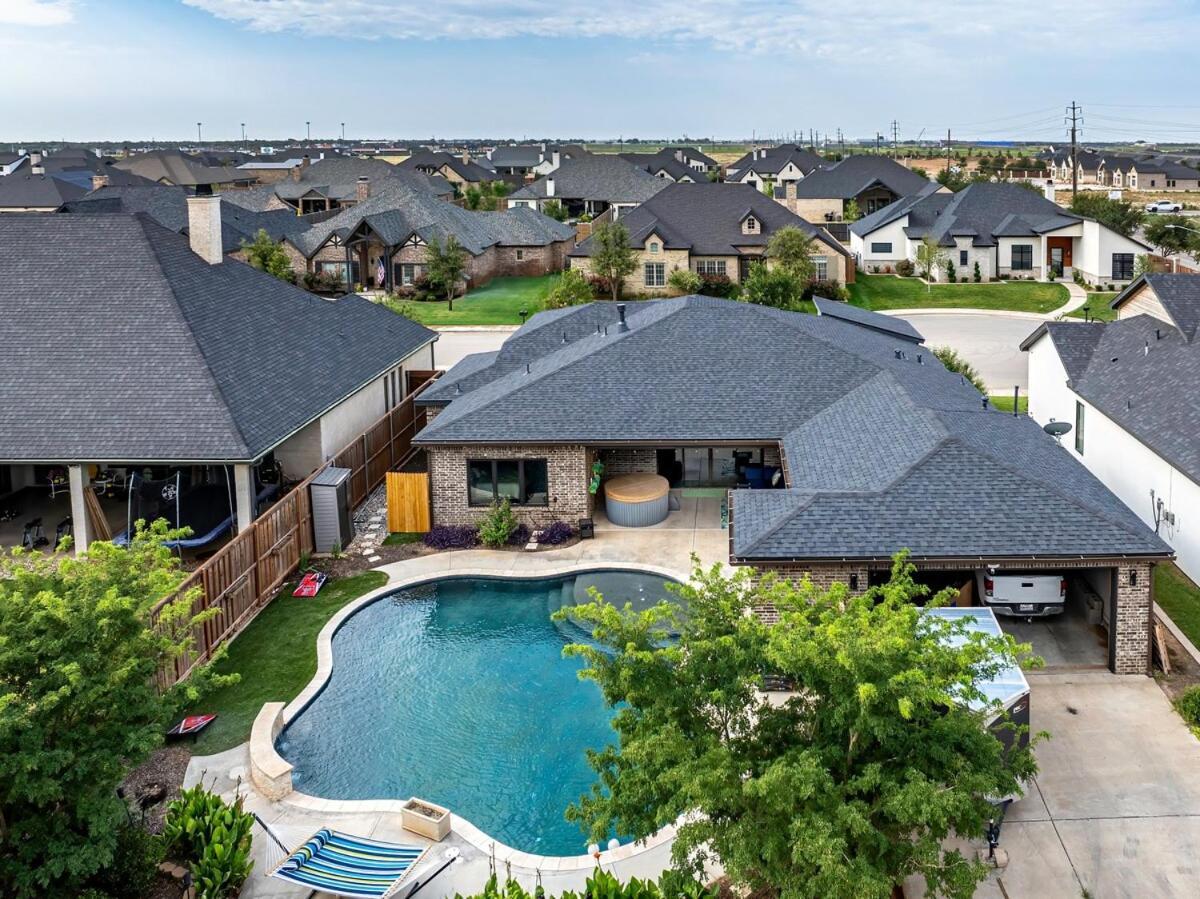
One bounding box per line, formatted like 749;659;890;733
892;313;1041;392
431;327;512;369
908;671;1200;898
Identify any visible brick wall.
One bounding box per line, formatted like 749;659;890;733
599;447;658;475
428;444;591;527
1113;561;1153;675
738;562;870;623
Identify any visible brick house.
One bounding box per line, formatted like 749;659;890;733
398;150;497;194
567;182;852;295
228;156;452;215
773;155;943;223
725;144;825;192
507;154;670;219
413;296;1171;674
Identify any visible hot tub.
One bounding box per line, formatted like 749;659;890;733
604;473;670;527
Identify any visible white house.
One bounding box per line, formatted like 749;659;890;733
1022;273;1200;584
850;182;1149;285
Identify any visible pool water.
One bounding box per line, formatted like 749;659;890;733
277;571;678;856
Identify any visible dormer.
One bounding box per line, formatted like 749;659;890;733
740;213;761;236
644;231;665;254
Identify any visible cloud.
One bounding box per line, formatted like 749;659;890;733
183;0;1182;56
0;0;74;26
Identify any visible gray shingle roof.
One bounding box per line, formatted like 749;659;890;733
509;155;671;203
728;145;824;177
0;174;87;208
399;151;495;182
814;298;923;341
111;150;251;188
418;295;1167;561
569;182;847;257
781;155;933;200
0;213;436;463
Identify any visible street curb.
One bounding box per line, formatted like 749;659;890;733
880;308;1055;322
432;325;520;333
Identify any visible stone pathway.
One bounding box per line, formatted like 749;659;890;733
348;485;386;562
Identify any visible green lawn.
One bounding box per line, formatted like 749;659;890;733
188;571;388;755
1155;563;1200;650
1066;293;1119;322
988;395;1029;414
382;532;423;546
848;273;1070;314
399;275;558;326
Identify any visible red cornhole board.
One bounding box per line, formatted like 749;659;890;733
293;571;328;597
167;714;216;741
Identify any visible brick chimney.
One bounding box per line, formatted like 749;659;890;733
91;173;109;191
461;149;470;165
291;154;310;182
785;181;797;200
356;176;370;202
186;195;223;264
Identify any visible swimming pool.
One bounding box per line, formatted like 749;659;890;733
276;570;679;857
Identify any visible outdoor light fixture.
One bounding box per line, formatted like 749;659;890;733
519;307;529;323
1130;569;1138;587
849;573;859;591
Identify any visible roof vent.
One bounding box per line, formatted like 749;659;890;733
917;353;923;364
617;303;629;332
454;382;463;395
526;362;531;374
604;325;609;336
1144;341;1149;356
562;331;568;343
1156;328;1162;341
981;396;988;409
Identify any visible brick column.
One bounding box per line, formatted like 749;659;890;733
1113;561;1153;675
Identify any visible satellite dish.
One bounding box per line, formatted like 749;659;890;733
1043;420;1072;438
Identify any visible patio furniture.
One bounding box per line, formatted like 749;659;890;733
577;518;595;539
604;473;669;527
47;472;69;498
253;813;458;899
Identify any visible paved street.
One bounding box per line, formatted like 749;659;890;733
893;313;1040;392
431;327;513;369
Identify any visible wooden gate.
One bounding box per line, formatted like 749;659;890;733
386;472;430;533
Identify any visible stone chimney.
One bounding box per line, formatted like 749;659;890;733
785;181;797;200
291;154;310;182
1042;179;1056;203
461;149;470;165
545;176;555;197
91;173;109;191
186;195;223;264
356;176;370;202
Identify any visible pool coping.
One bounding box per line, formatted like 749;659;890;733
249;559;689;873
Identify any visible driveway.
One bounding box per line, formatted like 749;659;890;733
431;327;513;369
892;312;1040;392
906;671;1200;898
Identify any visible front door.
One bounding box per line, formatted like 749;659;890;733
738;256;753;282
1050;246;1064;278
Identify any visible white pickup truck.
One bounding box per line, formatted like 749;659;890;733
1145;200;1183;214
977;572;1066;618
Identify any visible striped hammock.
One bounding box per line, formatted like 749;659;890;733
271;828;428;898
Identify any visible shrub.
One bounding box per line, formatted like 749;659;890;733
1176;686;1200;733
456;869;717;899
667;267;703;295
946;259;957;283
545;269;594;309
479;499;519;548
697;272;738;298
802;279;849;302
507;523;531;546
86;824;163;899
973;261;982;283
539;521;576;545
741;262;804;310
162;786;254;899
424;525;478;550
895;259;915;277
932;345;987;394
586;273;615;298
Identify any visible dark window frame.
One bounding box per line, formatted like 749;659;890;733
1011;244;1034;270
870;242;892;253
1112;253;1134;280
644;262;665;287
466;458;549;507
1075;401;1085;455
959;249;969;266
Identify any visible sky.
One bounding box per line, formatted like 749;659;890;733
3;0;1200;144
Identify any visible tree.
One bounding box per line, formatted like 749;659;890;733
915;236;946;283
463;185;484;210
933;344;987;394
766;225;817;282
240;229;295;282
589;221;637;302
1133;253;1155;279
936;168;969;191
667;267;703;296
424;234;468;310
843;198;862;222
740;261;804;310
1068;193;1144;238
545;268;595;309
0;522;233;896
542;199;568;222
558;556;1039;899
1143;214;1197;259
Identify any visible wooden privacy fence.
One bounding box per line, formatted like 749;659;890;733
386;472;431;533
151;369;441;688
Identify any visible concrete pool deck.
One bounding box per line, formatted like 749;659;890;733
188;527;723;897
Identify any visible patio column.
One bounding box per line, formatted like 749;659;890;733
234;464;255;534
67;464;93;554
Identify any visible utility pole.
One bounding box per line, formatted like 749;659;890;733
240;122;246;144
341;122;346;142
306;121;311;141
196;122;202;144
891;120;899;157
1066;101;1082;200
945;129;952;172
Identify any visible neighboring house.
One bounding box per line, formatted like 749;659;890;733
112;149;256;192
225;156;453;215
236;156;310;184
0;202;437;552
276;176;575;291
850;182;1150;283
60;183;309;256
413;295;1169;675
507;154;671;219
0;152;28;176
1023;273;1200;585
773;155;940;223
486;144;584;178
398;151;497;192
1105;155;1200;191
725;144;825;192
567;182;851;294
0;174;88;212
1049;149;1105;186
619;149;707;183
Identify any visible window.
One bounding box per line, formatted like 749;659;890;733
743;215;758;233
644;262;665;287
515;249;524;261
1075;401;1085;455
870;242;892;254
466;459;549;507
316;260;360;284
695;259;727;276
813;255;828;280
1112;253;1134;280
959;250;969;266
1011;245;1033;270
394;263;420;286
649;242;660;254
